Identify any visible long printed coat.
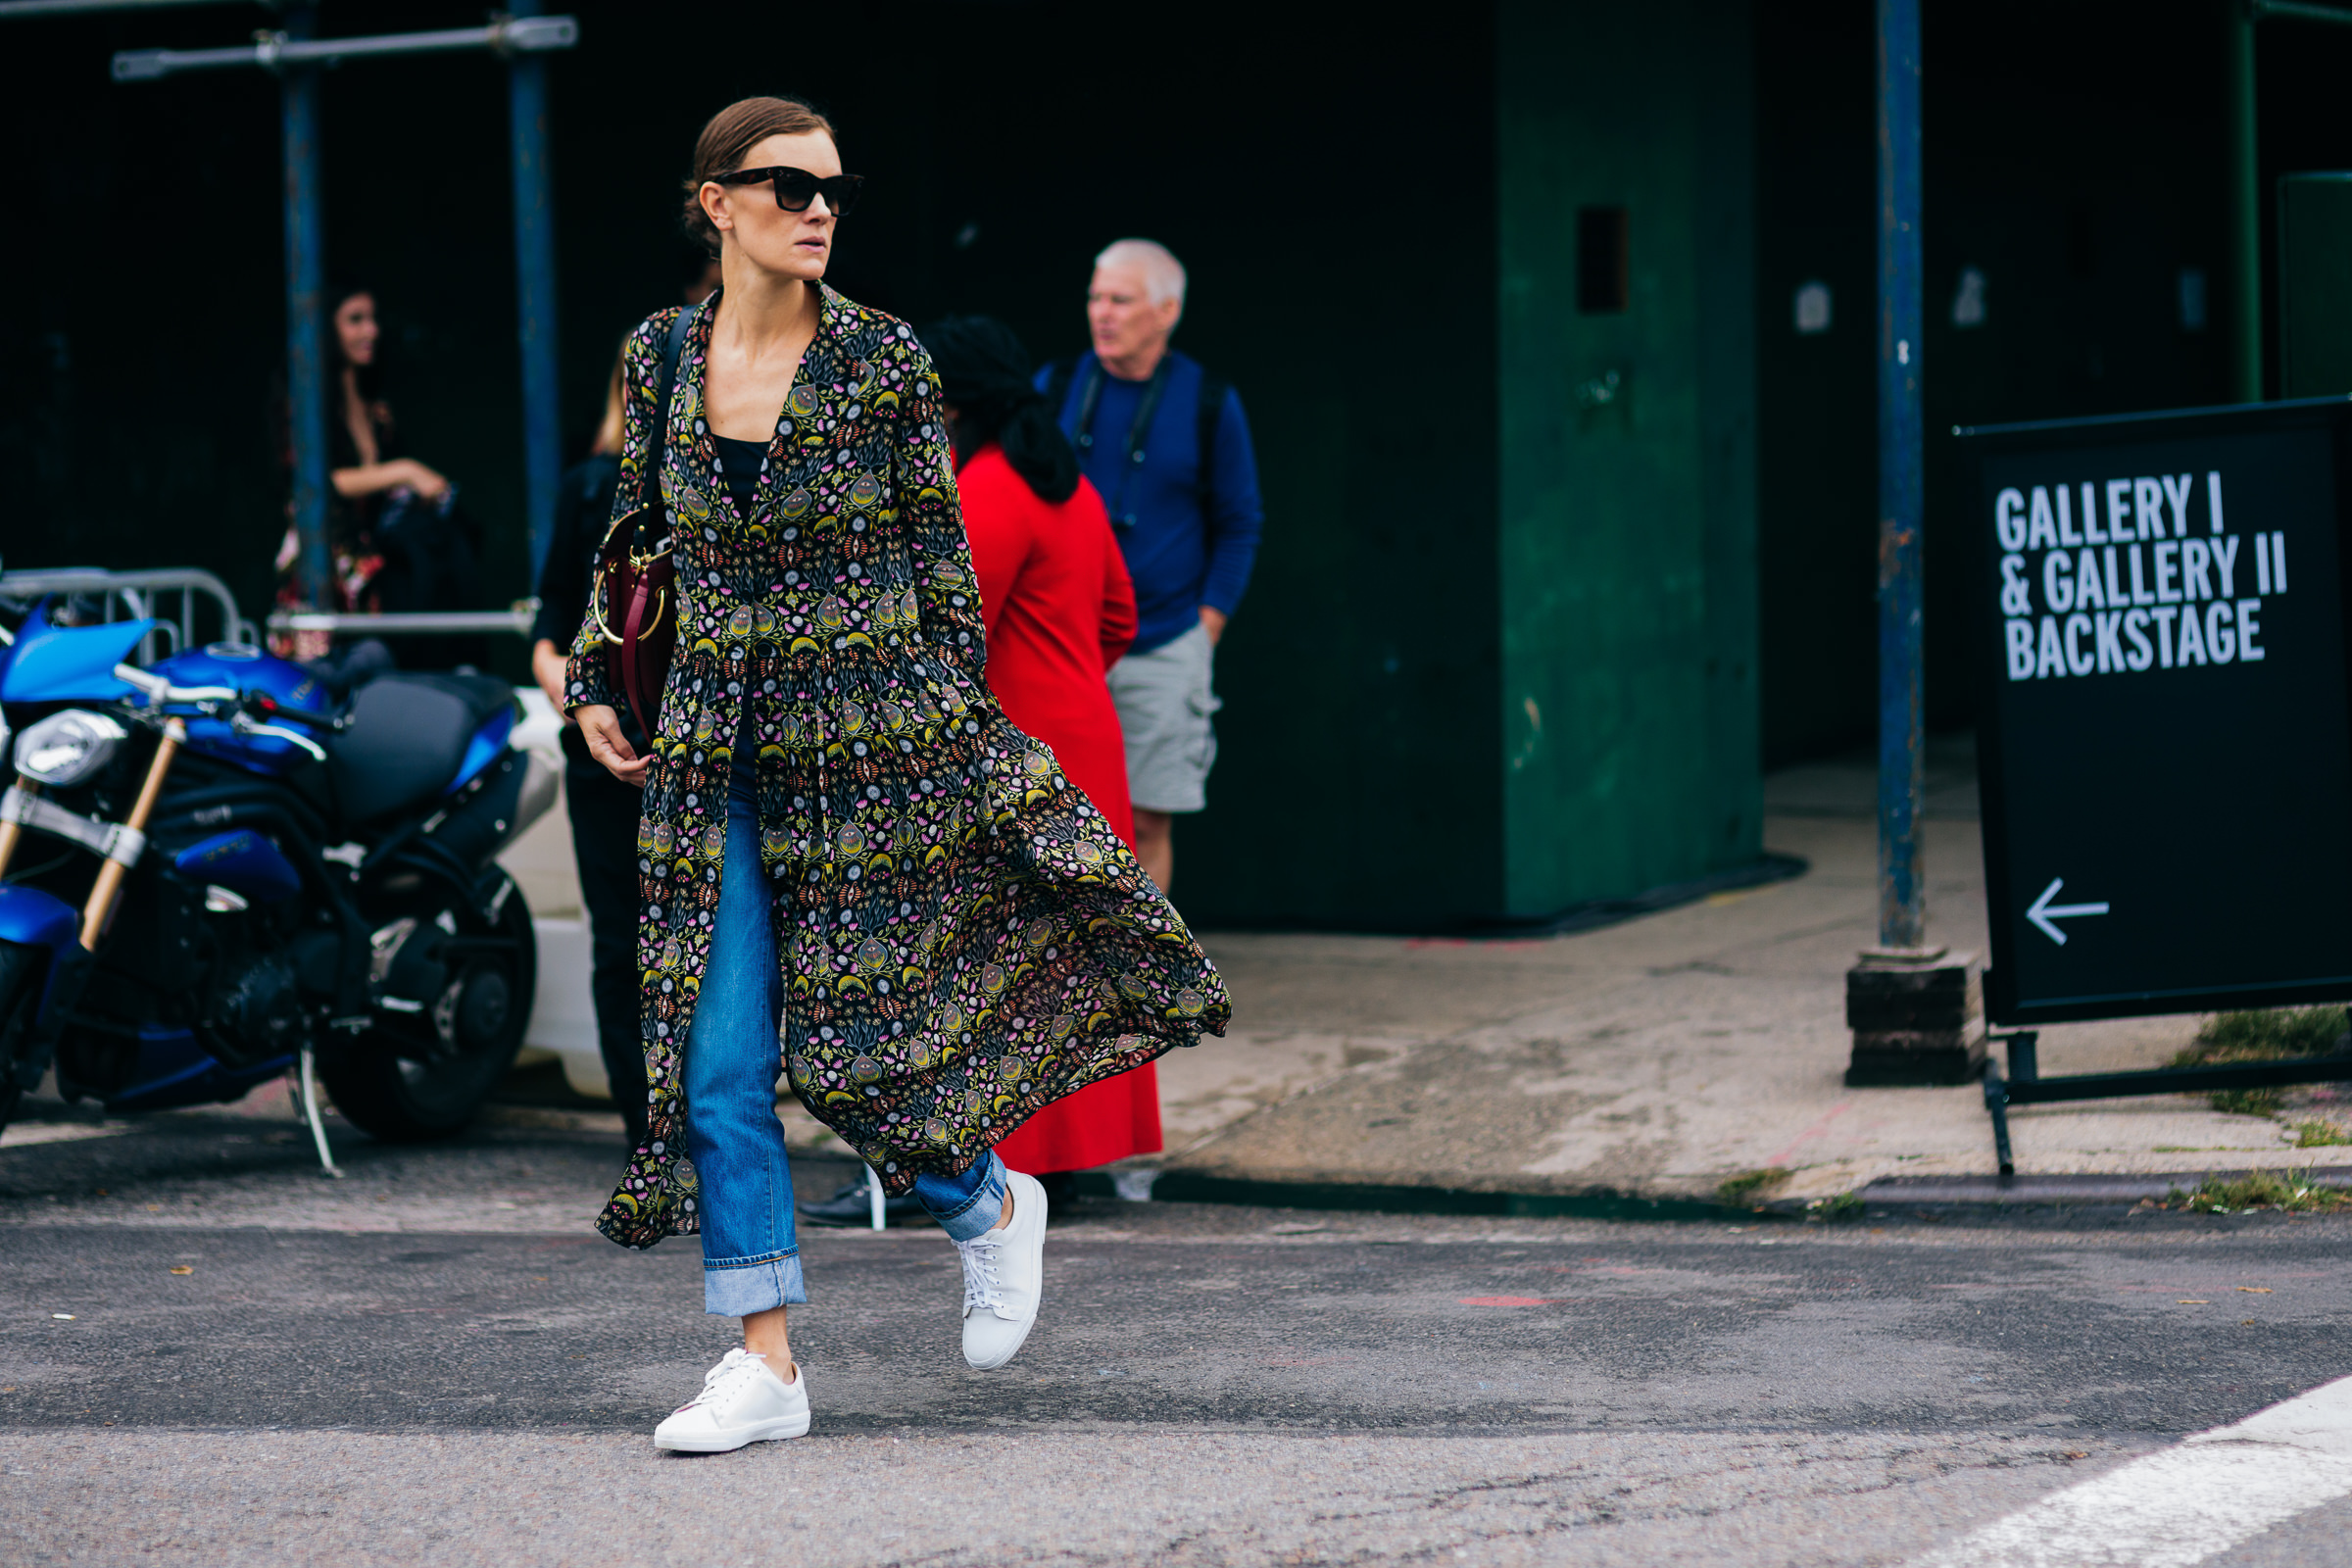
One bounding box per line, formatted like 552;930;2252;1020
565;286;1230;1249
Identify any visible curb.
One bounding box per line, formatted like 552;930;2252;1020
1853;1170;2352;1207
1079;1170;1728;1222
1073;1167;2352;1222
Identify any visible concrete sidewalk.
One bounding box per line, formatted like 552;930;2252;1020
1152;740;2350;1204
499;728;2352;1205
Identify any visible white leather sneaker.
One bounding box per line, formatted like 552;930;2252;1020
956;1169;1048;1370
653;1348;809;1452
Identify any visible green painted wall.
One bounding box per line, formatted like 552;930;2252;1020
1494;0;1761;917
1173;14;1507;932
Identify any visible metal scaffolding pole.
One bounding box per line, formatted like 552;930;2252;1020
112;13;578;615
280;1;329;611
1875;0;1926;953
508;0;563;586
2226;2;2263;403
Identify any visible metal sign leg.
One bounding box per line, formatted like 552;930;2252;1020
1983;1066;2015;1178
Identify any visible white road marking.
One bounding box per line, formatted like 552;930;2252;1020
0;1122;131;1149
1912;1374;2352;1568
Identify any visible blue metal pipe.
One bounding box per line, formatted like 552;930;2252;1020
280;2;329;612
1875;0;1926;950
508;0;562;586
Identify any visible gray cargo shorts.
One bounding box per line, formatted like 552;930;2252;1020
1107;621;1221;814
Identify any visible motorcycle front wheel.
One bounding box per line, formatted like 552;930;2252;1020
321;885;536;1141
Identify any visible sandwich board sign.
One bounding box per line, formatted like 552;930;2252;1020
1961;396;2352;1027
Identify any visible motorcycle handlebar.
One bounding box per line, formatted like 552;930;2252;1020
113;663;236;708
111;663;351;732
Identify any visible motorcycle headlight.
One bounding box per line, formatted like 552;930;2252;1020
13;710;129;788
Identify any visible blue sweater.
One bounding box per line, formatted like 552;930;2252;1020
1037;350;1264;656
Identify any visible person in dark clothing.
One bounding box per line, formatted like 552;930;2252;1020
530;344;650;1145
273;285;483;668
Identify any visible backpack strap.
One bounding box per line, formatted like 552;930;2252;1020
1044;357;1077;435
1195;369;1230;517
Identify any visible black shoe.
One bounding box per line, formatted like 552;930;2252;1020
798;1176;923;1227
1037;1171;1080;1209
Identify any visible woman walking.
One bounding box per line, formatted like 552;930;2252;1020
565;97;1229;1453
920;316;1166;1194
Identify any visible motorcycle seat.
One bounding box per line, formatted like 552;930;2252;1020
325;672;515;826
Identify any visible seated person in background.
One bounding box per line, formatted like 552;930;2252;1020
273;284;479;668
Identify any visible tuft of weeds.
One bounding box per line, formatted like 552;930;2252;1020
2292;1119;2352;1149
2160;1168;2351;1214
1805;1192;1866;1223
2172;1007;2351;1114
1716;1168;1788;1208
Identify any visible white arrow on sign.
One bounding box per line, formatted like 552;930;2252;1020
2026;877;2111;946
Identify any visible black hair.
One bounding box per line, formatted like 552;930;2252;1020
918;315;1079;504
325;281;382;407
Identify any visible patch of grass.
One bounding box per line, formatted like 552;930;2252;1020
1805;1192;1866;1223
2161;1168;2352;1214
1716;1168;1788;1208
2175;1007;2350;1067
2292;1119;2352;1149
2172;1007;2350;1115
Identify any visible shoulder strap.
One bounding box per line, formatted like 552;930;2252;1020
1195;369;1230;514
636;303;698;536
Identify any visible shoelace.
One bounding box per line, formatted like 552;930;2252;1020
674;1348;768;1414
957;1233;1006;1315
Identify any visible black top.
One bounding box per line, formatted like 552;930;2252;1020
711;434;766;514
531;453;621;649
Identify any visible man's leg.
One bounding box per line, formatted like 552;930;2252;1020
1107;624;1217;893
1133;808;1174;893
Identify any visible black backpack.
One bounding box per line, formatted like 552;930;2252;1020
1043;355;1231;516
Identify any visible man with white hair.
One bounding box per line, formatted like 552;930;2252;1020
1039;237;1263;895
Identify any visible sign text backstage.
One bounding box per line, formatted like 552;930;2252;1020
1995;471;2294;680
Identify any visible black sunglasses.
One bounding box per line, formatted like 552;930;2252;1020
712;166;866;217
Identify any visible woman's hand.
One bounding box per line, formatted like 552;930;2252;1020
396;459;452;501
576;705;650;788
329;458;452;502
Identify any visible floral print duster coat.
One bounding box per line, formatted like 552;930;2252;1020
565;287;1230;1249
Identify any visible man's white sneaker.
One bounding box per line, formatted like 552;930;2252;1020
653;1348;809;1452
956;1169;1048;1370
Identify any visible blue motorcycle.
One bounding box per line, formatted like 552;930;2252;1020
0;597;554;1169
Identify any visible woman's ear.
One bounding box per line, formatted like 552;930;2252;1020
699;181;733;235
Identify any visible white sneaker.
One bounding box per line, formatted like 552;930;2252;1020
653;1348;809;1452
956;1169;1048;1370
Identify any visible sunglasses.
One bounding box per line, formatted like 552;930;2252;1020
712;166;866;217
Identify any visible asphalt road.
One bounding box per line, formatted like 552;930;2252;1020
3;1107;2350;1566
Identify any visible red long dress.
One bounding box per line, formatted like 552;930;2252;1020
960;445;1165;1173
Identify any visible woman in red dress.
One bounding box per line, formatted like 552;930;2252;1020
926;316;1164;1195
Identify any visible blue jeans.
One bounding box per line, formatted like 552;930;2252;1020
686;760;1009;1317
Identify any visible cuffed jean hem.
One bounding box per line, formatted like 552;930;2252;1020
703;1250;808;1316
915;1151;1008;1244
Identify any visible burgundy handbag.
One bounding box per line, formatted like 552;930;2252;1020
592;302;699;730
